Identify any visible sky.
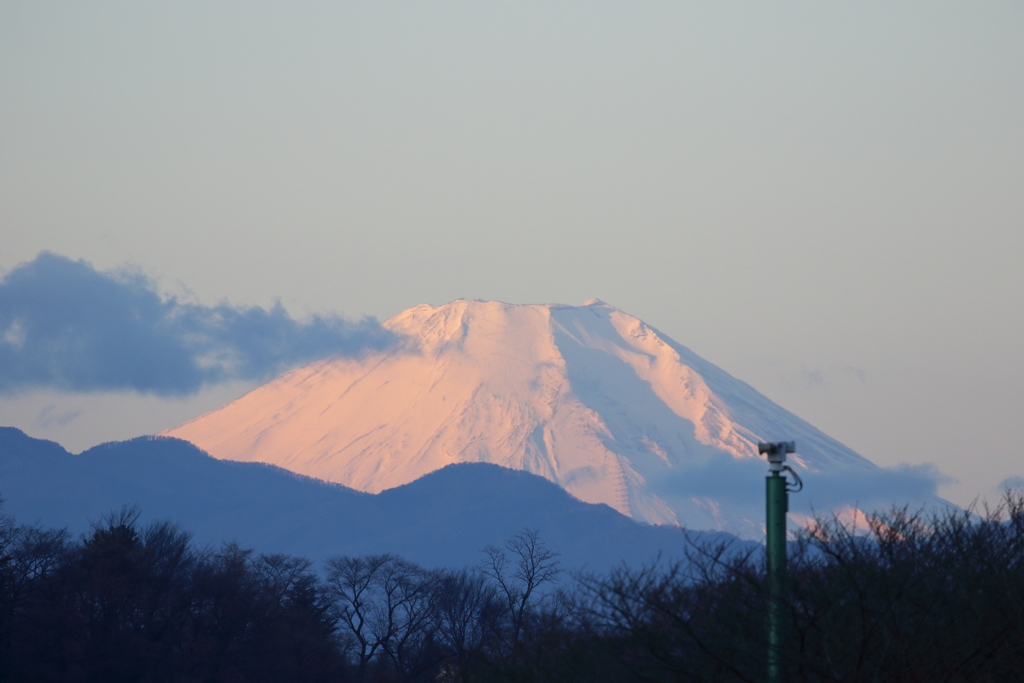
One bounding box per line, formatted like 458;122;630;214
1;2;1022;509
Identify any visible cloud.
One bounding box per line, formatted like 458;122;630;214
797;462;951;511
999;476;1024;490
36;405;82;428
651;456;950;514
779;364;870;392
843;365;868;382
802;368;827;389
0;252;397;396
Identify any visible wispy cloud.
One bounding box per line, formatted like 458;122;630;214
843;365;868;382
36;405;82;428
999;476;1024;490
780;363;870;391
652;456;949;513
0;252;397;396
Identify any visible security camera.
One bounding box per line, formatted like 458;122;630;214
758;441;796;466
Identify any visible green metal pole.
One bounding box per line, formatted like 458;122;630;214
766;470;788;683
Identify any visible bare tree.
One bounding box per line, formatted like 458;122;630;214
325;553;439;682
479;528;561;651
433;567;503;677
325;554;394;681
374;559;439;680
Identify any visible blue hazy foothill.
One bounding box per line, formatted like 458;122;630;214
0;427;744;571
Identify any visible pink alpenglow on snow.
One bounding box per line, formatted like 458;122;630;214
163;300;939;538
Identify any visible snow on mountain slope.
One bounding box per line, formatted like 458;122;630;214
163;300;924;537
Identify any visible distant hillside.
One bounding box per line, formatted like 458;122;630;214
0;427;744;571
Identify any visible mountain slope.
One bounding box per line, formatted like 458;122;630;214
0;427;738;570
164;300;938;536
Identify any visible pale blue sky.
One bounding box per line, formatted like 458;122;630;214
2;2;1022;507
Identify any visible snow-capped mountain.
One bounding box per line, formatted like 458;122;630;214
163;300;937;537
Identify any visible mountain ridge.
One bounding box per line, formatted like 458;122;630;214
0;427;737;570
162;299;941;538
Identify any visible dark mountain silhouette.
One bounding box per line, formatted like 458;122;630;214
0;427;746;570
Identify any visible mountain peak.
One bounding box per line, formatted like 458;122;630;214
163;300;893;537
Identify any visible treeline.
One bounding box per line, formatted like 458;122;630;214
582;494;1024;683
1;496;1022;682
